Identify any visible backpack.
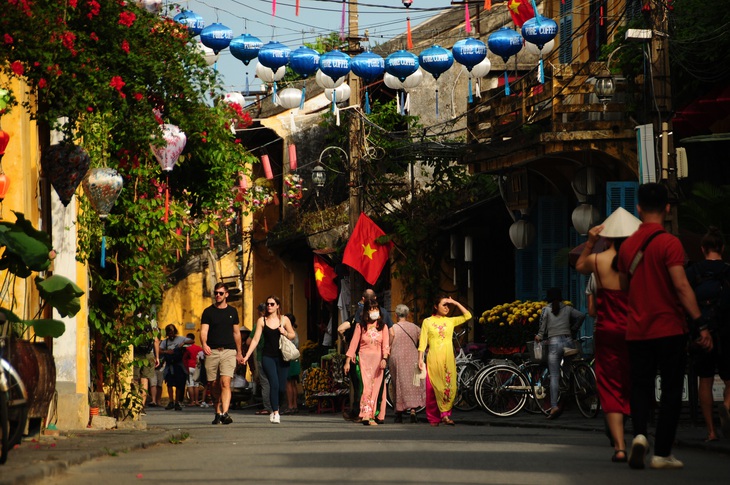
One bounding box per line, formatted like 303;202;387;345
688;260;730;333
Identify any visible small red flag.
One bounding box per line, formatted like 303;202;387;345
313;254;338;302
507;0;535;28
342;213;392;285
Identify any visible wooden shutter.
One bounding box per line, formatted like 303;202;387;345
606;181;639;217
559;0;574;65
537;196;569;300
515;241;539;301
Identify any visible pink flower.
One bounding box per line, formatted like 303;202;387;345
3;34;13;45
121;39;130;54
11;61;24;76
87;106;93;112
118;11;136;27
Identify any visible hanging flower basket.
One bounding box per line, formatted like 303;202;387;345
250;178;274;208
282;173;306;207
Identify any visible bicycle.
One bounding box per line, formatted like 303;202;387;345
1;314;29;465
452;326;487;412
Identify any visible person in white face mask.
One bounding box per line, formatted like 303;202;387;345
344;298;390;426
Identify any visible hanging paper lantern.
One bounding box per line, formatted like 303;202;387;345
385;50;419;82
229;34;264;66
82;168;124;220
324;84;351;103
462;57;492;78
315;69;344;89
255;63;286;83
383;73;403;90
258;41;292;71
261;155;273;180
223;92;246;107
488;27;523;62
521;16;559;51
351;51;385;82
278;88;304;109
41;144;91;207
400;69;423;91
289;46;320;78
525;38;555;56
418;45;454;80
0;173;9;201
319;50;351;83
0;129;9;155
193;41;220;66
509;219;536;249
288;144;297;171
200;23;233;54
173;10;205;36
151;124;187;172
452;38;488;72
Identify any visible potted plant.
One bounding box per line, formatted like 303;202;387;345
478;300;545;354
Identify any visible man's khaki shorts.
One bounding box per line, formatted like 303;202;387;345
205;348;236;380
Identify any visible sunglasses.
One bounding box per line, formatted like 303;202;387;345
215;291;226;296
266;302;276;306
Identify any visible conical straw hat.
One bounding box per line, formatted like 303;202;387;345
601;207;641;238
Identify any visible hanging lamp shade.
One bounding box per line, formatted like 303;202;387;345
383;73;403;90
525;38;555;56
223;92;246;107
289;46;320;78
418;45;454;80
151;124;186;172
324;84;351;103
278;88;304;109
0;173;9;201
173;10;205;37
41;144;91;207
200;23;233;54
385;50;419;82
462;57;491;78
229;34;264;66
319;50;351;83
451;38;487;72
256;63;286;83
400;69;423;91
193;41;220;66
350;51;385;82
571;203;600;236
258;41;292;71
509;220;536;249
82;168;124;220
315;69;344;89
521;16;558;50
488;27;523;62
0;129;9;155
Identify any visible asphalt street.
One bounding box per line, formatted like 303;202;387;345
38;405;730;485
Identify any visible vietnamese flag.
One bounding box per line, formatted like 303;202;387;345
507;0;535;28
313;254;338;302
342;213;392;285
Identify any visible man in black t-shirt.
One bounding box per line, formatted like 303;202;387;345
201;282;245;425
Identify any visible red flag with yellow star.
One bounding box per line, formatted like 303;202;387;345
342;213;392;285
313;254;338;302
507;0;535;28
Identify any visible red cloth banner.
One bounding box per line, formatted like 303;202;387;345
507;0;535;28
313;254;338;302
342;213;392;285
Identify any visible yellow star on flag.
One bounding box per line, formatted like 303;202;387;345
315;268;325;282
362;243;378;260
509;0;522;14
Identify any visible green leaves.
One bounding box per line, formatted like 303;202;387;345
36;275;84;318
0;212;53;277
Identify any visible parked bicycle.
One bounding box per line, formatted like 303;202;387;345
1;314;29;465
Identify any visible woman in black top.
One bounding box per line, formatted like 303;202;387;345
243;295;296;424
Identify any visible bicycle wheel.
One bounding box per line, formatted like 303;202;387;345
474;365;528;417
0;383;8;464
523;363;553;416
0;359;28;452
572;362;600;418
453;362;481;411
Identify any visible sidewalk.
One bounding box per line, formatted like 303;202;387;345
1;404;728;485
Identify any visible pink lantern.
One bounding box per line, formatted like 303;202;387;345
262;154;273;180
82;168;124;268
151;124;186;172
289;144;297;171
41;144;91;207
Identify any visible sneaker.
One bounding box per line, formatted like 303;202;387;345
165;402;175;410
174;402;183;411
220;412;233;425
719;404;730;438
212;413;221;425
649;455;684;469
269;412;275;423
200;402;209;408
628;434;649;470
272;413;280;424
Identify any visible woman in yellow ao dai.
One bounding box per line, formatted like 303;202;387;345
418;296;472;426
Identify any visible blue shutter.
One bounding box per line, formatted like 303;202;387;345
569;227;594;339
606;181;639;217
559;0;574;64
515;241;539;301
537;196;569;300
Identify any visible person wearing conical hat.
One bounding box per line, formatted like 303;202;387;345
576;206;641;463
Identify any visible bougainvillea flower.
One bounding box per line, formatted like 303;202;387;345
3;34;13;44
118;11;136;27
121;39;130;54
11;61;24;76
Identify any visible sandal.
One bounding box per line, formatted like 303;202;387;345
441;416;455;426
255;409;271;415
612;450;627;463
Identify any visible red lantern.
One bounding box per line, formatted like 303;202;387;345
288;144;297;171
262;154;273;180
0;172;9;201
0;129;9;156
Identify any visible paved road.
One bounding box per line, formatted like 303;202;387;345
50;406;729;485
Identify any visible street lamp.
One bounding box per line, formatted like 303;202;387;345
311;165;326;192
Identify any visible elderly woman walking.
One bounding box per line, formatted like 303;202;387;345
418;296;472;426
389;304;426;423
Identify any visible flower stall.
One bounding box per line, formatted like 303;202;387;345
479;300;546;354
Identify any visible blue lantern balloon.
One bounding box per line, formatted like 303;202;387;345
289;47;320;78
521;16;558;50
452;38;487;72
258;41;292;71
419;45;454;80
200;23;233;54
385;50;419;82
488;28;523;96
319;50;351;83
351;51;385;115
229;34;263;66
173;10;205;37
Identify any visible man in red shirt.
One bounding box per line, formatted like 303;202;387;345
184;333;203;406
617;183;713;470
